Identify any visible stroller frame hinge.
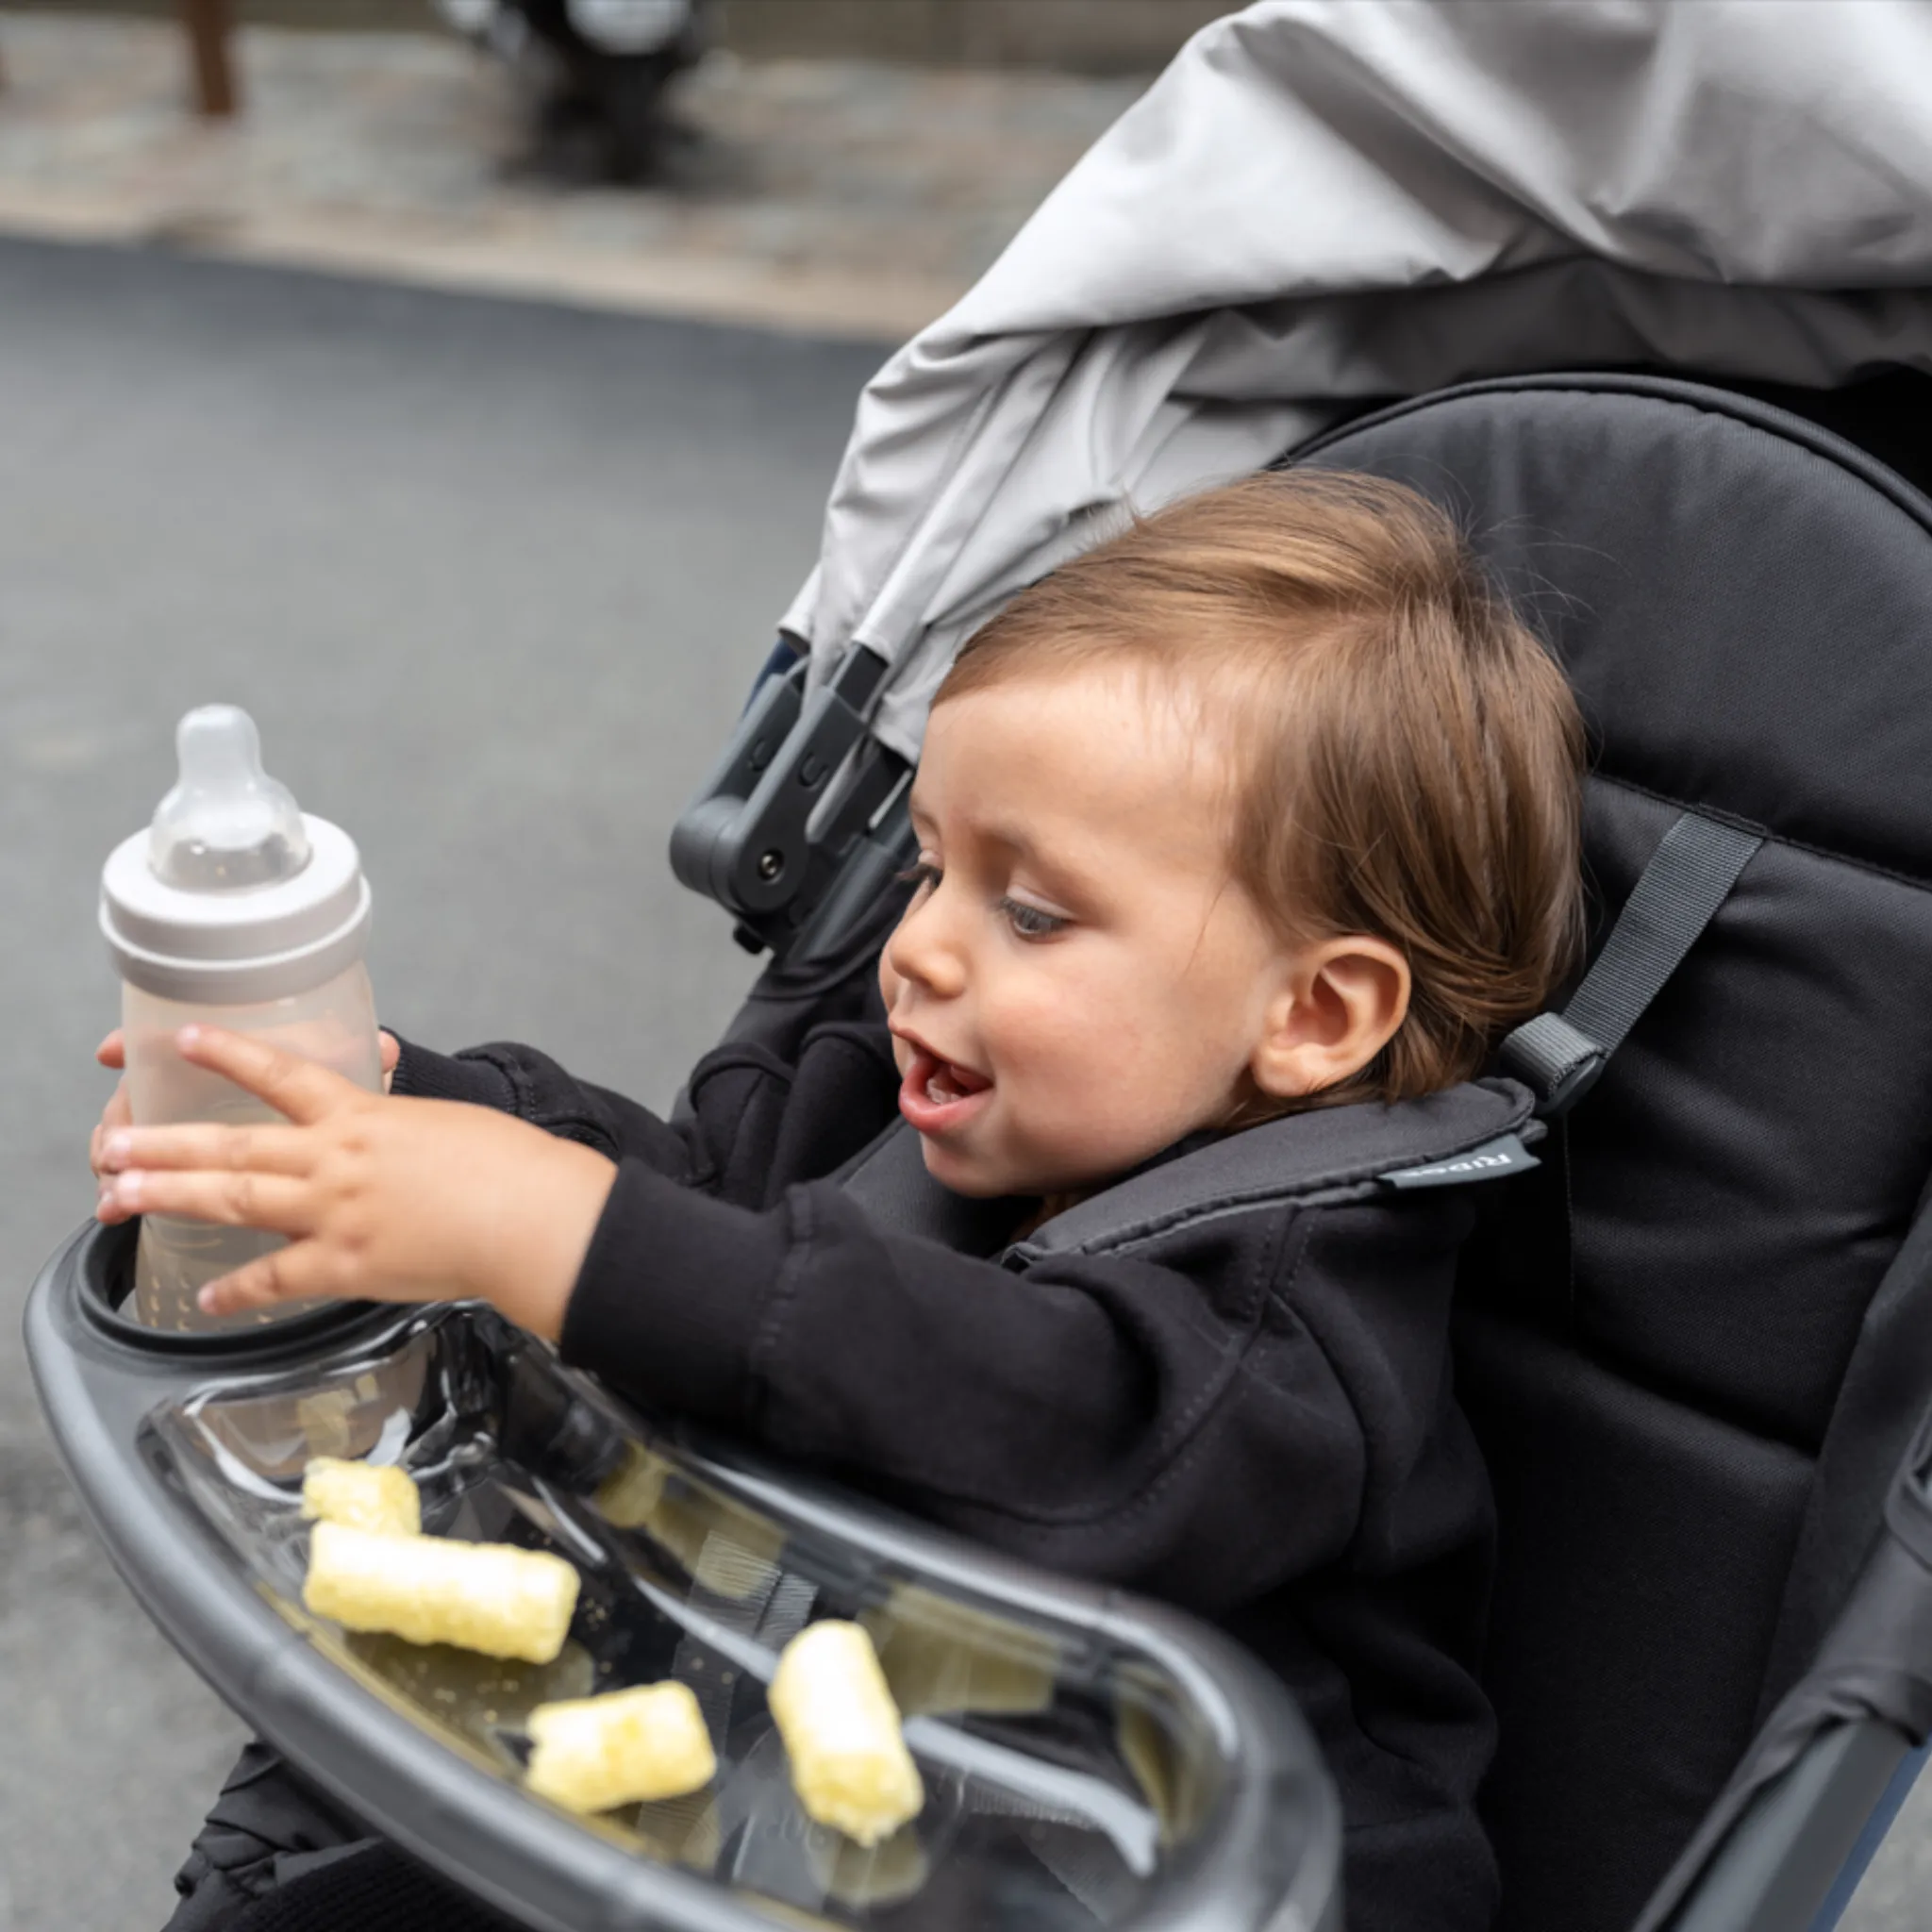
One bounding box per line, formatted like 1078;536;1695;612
670;643;908;958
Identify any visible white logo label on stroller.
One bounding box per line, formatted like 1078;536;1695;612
1378;1134;1540;1190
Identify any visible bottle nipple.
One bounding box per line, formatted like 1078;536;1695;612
148;705;311;890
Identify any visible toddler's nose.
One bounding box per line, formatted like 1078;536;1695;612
884;889;968;1000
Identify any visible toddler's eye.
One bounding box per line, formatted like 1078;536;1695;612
898;858;941;896
1000;897;1067;941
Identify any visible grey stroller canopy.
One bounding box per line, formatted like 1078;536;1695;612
777;0;1932;765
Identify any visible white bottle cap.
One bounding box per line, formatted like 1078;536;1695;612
101;706;373;1005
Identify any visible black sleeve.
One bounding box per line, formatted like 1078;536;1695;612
390;1036;695;1183
559;1161;1378;1614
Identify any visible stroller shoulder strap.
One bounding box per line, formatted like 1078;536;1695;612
1010;1079;1538;1261
1502;810;1763;1117
838;1080;1539;1261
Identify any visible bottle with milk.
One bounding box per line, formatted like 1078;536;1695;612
99;706;381;1332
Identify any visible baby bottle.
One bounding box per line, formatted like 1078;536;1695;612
99;706;381;1332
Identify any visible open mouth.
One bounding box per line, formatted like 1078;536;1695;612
897;1048;993;1136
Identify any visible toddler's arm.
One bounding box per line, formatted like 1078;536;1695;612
552;1156;1441;1612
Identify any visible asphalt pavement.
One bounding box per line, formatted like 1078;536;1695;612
0;234;880;1931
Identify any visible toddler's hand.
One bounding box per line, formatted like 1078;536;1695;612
92;1027;612;1339
91;1026;402;1183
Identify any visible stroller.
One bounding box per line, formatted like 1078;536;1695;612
25;5;1932;1929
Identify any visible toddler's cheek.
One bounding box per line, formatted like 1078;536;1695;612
877;951;903;1018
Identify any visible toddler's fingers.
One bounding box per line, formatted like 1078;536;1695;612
195;1243;322;1317
96;1030;126;1071
95;1121;313;1178
99;1167;312;1237
94;1175;135;1225
174;1026;357;1126
197;1240;391;1318
91;1087;132;1182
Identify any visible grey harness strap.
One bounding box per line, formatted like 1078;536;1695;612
1501;811;1764;1117
841;1078;1541;1263
1014;1078;1538;1261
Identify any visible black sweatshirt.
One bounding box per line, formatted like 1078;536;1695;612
391;964;1510;1932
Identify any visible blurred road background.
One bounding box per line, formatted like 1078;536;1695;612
0;5;1924;1929
0;8;1149;338
0;8;1157;1924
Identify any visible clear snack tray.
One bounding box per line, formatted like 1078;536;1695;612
26;1220;1340;1932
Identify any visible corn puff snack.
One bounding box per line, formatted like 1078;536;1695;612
524;1681;717;1813
1117;1683;1216;1845
769;1621;924;1846
304;1522;579;1664
301;1457;422;1538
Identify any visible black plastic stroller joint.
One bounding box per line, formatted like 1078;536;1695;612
670;643;914;962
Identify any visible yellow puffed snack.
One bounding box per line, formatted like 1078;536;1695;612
769;1621;924;1846
301;1457;422;1538
525;1681;717;1813
304;1523;579;1664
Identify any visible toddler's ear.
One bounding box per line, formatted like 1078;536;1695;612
1251;938;1410;1101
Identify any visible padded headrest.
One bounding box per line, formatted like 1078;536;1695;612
1291;374;1932;1932
1301;372;1932;881
1299;371;1932;1446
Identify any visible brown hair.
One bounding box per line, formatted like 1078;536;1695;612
935;469;1585;1110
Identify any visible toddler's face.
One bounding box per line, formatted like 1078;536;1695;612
879;665;1291;1200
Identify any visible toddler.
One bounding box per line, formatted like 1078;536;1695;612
98;470;1583;1932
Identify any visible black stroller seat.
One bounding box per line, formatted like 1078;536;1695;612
668;364;1932;1932
1283;371;1932;1932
